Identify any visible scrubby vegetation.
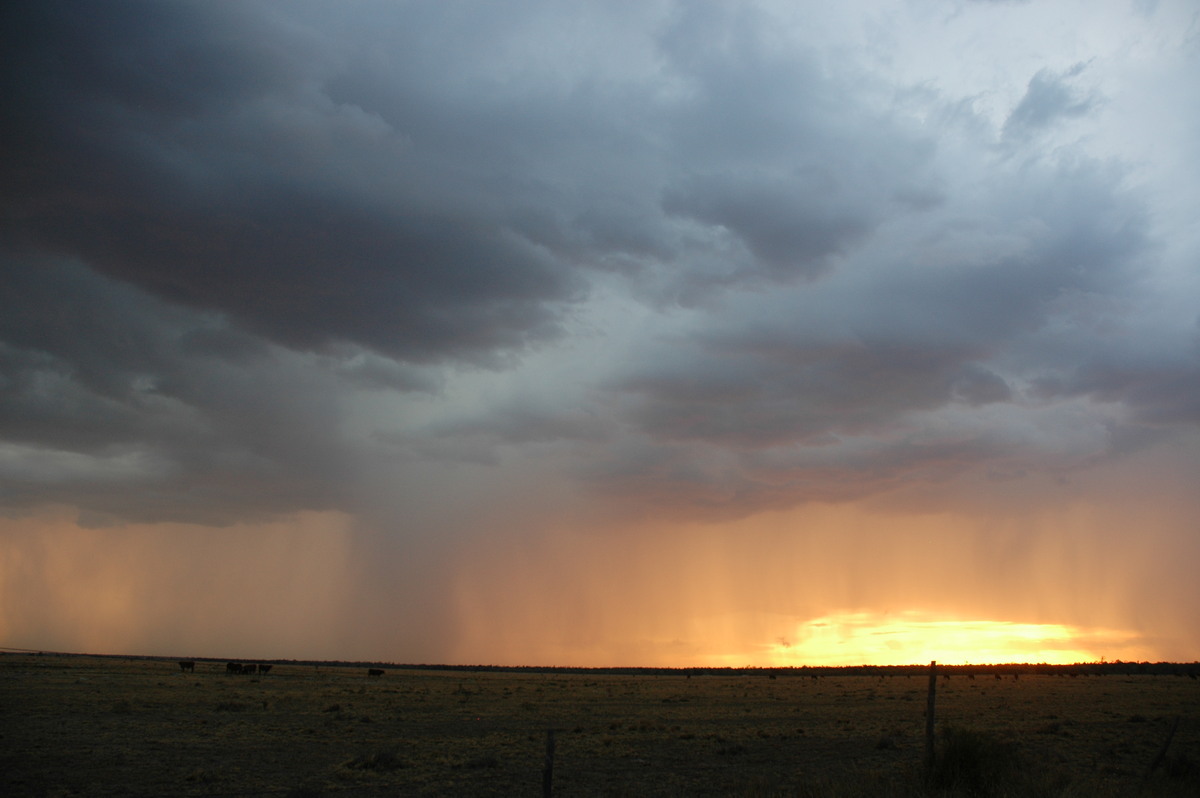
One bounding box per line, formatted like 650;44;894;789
1;654;1196;796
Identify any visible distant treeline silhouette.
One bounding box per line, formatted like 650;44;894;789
5;650;1196;678
376;661;1199;679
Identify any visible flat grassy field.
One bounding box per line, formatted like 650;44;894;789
1;654;1197;796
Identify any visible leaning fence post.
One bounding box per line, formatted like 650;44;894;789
1140;715;1181;792
924;660;937;775
543;728;556;798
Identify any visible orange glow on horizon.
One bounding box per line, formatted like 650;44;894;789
442;494;1199;669
756;611;1148;668
5;490;1195;667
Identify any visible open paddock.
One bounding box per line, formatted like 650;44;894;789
1;654;1197;796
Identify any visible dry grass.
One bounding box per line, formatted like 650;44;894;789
1;654;1197;796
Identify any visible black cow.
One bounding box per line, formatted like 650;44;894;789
367;668;385;677
257;664;272;675
226;662;245;674
178;661;195;672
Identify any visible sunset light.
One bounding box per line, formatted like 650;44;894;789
3;0;1198;670
762;612;1146;668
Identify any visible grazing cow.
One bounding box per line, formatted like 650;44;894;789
226;662;247;674
367;668;385;677
178;661;195;673
257;664;272;675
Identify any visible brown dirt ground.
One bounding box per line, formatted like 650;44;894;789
1;654;1198;796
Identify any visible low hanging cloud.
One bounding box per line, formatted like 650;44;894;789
0;257;357;525
2;0;584;366
1;0;1197;534
3;0;1200;668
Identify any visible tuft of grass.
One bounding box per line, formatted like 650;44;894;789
1148;750;1200;796
927;724;1022;797
462;753;501;769
284;787;323;798
1164;751;1199;780
345;746;407;772
185;768;217;784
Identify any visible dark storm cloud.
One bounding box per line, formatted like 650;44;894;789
585;430;1039;519
655;2;940;286
1;0;583;364
1035;354;1200;427
381;403;611;469
587;147;1162;514
621;156;1150;421
1;0;935;360
0;256;357;524
1;0;1195;529
661;174;877;281
429;405;608;447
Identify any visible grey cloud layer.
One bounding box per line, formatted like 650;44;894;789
2;0;581;363
2;0;1196;524
0;258;359;524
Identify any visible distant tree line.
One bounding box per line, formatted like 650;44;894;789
8;651;1196;679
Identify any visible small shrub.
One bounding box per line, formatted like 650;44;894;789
345;747;407;772
928;725;1022;797
1164;751;1199;780
186;768;217;784
463;753;501;769
285;788;322;798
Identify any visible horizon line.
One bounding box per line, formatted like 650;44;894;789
3;647;1196;671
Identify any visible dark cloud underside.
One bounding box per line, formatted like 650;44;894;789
2;0;582;364
1;0;1196;528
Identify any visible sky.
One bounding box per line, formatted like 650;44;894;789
1;0;1198;667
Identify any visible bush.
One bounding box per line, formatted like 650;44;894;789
928;725;1021;797
345;747;407;772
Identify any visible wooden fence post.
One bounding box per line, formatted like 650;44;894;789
543;728;556;798
1140;715;1181;791
924;660;937;775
